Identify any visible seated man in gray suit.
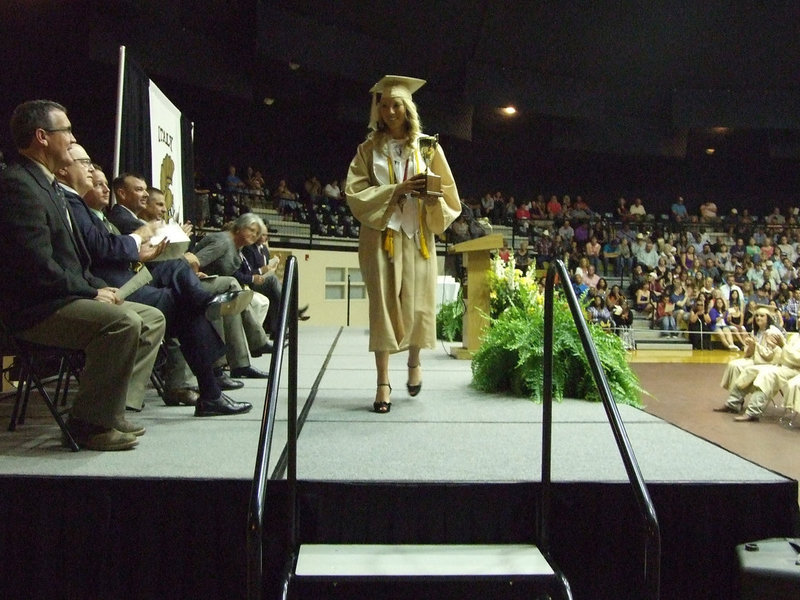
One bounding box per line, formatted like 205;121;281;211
0;100;165;450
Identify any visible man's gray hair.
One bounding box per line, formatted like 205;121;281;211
232;212;266;233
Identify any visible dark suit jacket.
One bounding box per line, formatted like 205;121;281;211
236;244;271;287
75;194;227;376
63;187;140;289
242;243;269;269
108;203;145;235
0;157;106;332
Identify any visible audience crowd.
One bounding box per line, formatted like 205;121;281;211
445;191;800;358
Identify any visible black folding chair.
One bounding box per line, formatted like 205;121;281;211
1;326;81;452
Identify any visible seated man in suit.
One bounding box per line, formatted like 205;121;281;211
87;168;204;403
0;100;165;450
111;176;273;378
108;172;149;232
238;222;309;338
57;145;252;417
141;185;169;221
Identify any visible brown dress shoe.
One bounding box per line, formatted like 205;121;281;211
82;429;139;450
115;419;146;436
163;388;200;406
66;417;139;451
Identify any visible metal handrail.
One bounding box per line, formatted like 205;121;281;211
246;255;299;600
540;259;661;599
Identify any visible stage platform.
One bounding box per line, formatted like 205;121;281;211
1;326;798;599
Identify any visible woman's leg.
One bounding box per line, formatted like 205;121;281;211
407;345;422;392
725;327;736;347
716;328;735;349
375;351;391;405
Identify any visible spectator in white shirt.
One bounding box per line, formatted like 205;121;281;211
629;197;647;220
637;240;660;272
323;178;342;207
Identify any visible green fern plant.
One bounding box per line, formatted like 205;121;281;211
436;290;464;342
471;257;644;408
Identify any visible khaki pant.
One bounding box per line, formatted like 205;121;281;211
16;299;165;426
200;276;269;369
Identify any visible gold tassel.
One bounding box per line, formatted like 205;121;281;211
383;229;394;258
417;197;429;259
413;150;430;259
385;156;395;258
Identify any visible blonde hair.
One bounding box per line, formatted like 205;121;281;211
369;95;423;152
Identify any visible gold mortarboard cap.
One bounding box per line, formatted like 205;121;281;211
370;75;426;99
368;75;426;130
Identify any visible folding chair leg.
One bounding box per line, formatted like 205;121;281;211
17;363;35;426
7;362;29;432
55;354;79;407
53;356;68;407
29;376;79;452
150;372;165;399
8;354;79;451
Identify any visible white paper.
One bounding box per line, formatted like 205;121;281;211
148;222;191;261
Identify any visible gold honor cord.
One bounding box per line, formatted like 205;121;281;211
384;156;397;258
384;149;429;260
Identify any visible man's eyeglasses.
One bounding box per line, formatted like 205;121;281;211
72;158;92;166
43;126;73;135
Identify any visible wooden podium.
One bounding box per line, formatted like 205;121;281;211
448;233;503;359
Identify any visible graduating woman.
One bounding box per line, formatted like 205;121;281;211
346;76;461;413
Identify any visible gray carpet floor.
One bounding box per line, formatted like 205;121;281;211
0;326;789;486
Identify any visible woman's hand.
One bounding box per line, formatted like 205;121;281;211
392;173;427;204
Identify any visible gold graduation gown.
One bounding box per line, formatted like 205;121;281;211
345;136;461;352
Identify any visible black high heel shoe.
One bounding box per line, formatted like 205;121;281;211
373;383;392;413
406;363;422;397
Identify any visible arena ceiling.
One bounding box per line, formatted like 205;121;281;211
2;1;799;161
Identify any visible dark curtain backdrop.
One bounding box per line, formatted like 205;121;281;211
118;50;152;182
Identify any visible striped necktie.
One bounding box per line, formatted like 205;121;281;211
53;181;73;231
103;214;121;235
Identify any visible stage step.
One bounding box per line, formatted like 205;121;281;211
291;543;565;598
295;543;554;577
635;341;693;351
629;315;694;351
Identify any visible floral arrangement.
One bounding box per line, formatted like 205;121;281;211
470;256;644;407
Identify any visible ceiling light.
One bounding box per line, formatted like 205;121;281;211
263;97;275;106
288;59;300;71
500;106;517;116
705;148;715;155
